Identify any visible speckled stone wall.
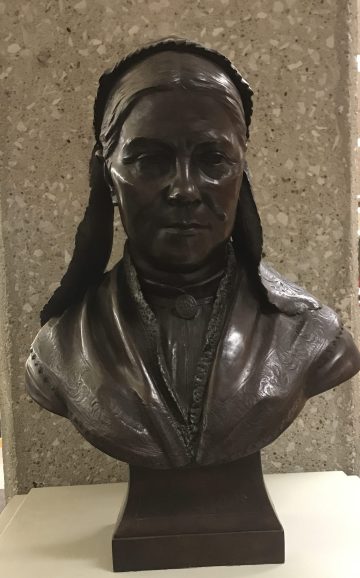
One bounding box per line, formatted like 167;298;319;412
0;0;359;497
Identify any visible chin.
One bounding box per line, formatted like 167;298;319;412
150;246;218;273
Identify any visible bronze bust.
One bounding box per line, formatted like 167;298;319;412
25;38;360;571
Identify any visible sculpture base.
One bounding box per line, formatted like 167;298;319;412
112;452;284;572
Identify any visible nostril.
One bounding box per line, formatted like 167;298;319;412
167;184;200;205
168;193;199;205
167;189;181;204
168;188;186;203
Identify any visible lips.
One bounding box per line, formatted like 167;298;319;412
162;222;210;237
166;222;209;230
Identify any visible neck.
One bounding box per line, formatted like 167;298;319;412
128;244;228;289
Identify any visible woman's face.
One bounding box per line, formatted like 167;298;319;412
107;89;246;272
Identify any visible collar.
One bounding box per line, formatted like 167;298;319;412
123;242;238;457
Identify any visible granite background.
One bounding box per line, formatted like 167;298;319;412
0;0;359;497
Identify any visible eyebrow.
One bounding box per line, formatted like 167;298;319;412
123;133;237;153
122;138;172;154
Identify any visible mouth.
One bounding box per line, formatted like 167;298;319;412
166;222;209;230
163;222;210;236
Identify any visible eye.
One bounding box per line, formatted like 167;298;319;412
194;150;235;179
124;152;173;179
198;152;227;166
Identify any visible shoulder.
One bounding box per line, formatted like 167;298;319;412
259;261;342;339
259;261;321;314
306;323;360;397
26;317;69;417
258;261;360;396
25;263;121;416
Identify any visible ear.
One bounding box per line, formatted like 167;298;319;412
98;154;119;207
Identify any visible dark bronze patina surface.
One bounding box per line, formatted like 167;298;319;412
25;38;360;571
113;453;284;572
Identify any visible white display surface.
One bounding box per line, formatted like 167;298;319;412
0;471;359;577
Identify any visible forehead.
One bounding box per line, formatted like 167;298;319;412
120;90;243;142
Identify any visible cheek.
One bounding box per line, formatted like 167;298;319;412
112;180;160;241
112;166;167;210
204;174;243;240
200;173;242;212
111;179;140;234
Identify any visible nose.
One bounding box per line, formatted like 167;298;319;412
166;158;200;206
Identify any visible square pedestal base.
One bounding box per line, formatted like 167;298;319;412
112;453;284;572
